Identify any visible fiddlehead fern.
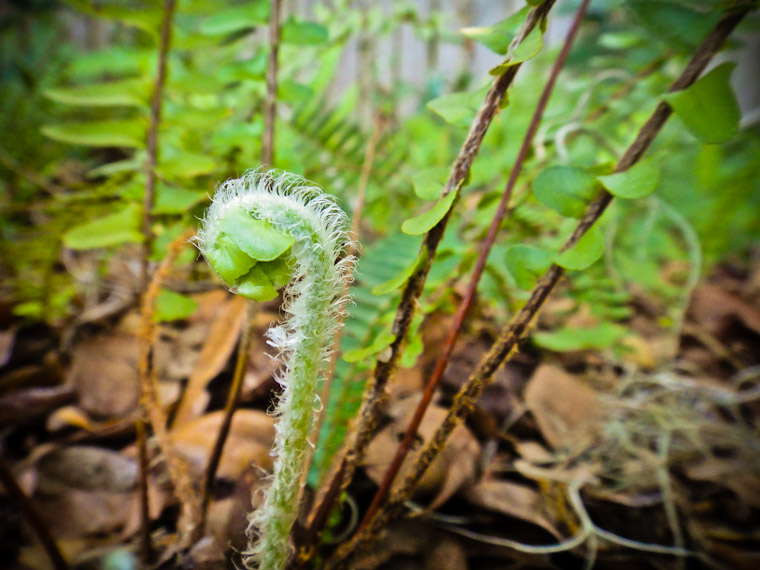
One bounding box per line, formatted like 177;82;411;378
197;170;354;569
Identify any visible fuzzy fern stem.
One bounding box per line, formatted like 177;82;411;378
197;170;353;570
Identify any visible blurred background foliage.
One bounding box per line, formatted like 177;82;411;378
1;0;759;482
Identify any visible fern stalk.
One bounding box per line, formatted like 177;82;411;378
198;171;353;570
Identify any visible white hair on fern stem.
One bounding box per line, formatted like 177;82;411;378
197;169;354;570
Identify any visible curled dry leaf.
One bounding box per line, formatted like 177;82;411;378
689;283;760;338
461;477;561;540
66;333;141;418
0;385;76;426
352;519;467;570
523;364;607;451
35;446;137;494
364;397;480;510
34;488;136;539
173;295;248;427
171;409;275;480
685;457;760;508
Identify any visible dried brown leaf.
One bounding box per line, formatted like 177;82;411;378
462;477;561;539
171;409;275;480
66;333;141;418
523;365;606;451
173;295;247;427
364;398;480;509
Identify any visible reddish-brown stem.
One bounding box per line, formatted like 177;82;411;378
135;416;154;564
356;0;592;538
262;0;282;167
0;457;68;570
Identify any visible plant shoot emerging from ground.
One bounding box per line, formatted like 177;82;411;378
198;170;354;569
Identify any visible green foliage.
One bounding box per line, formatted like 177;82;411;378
533;321;627;352
625;0;721;52
62;204;143;249
154;289;198;322
427;87;488;128
533;166;598;218
41;119;147;148
598;155;660;199
664;63;741;144
401;190;458;235
198;2;269;36
460;7;530;55
554;225;606;271
505;245;553;290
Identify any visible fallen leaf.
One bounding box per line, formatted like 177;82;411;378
0;385;76;426
66;333;140;418
173;295;247;426
523;365;606;451
685;457;760;508
36;446;137;494
171;409;275;480
689;283;760;338
34;488;136;538
462;477;561;539
364;397;480;509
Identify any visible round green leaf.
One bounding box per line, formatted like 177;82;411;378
597;155;660;200
343;330;396;363
504;245;553;290
510;25;543;64
533;166;597;218
372;248;428;295
401;190;457;235
412;167;449;201
426;87;488;129
281;17;329;46
553;225;605;271
663;63;740;145
459;7;529;55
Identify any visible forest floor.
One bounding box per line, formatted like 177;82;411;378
1;249;759;570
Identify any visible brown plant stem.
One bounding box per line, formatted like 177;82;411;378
197;300;256;539
141;0;176;290
138;228;200;545
136;3;176;559
0;457;68;570
135;415;153;564
315;2;557;537
263;0;282;167
328;8;752;568
357;0;591;539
